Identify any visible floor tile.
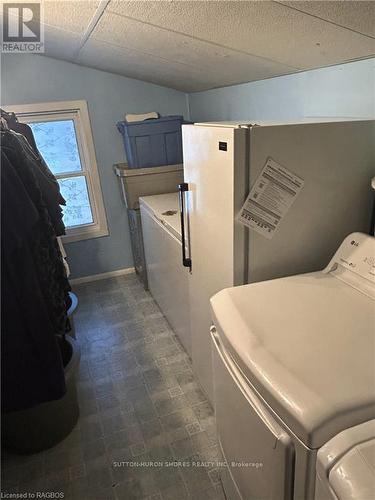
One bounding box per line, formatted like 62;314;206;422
159;482;190;500
86;485;116;499
168;386;183;398
130;441;147;457
148;442;173;462
170;436;195;460
82;437;107;461
101;413;126;436
186;421;203;436
69;462;86;480
192;400;214;420
161;408;197;430
105;426;142;451
198;445;224;467
181;462;213;494
193;484;227;500
184;387;208;406
80;416;104;443
165;425;189;444
44;467;71;489
86;464;113;490
140;419;163;441
97;394;121;412
153;466;185;491
114;477;143;500
1;274;222;499
154;395;189;417
190;431;212;453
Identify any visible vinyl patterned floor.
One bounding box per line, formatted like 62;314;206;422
1;274;226;500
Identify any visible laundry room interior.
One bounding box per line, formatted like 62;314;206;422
1;1;375;499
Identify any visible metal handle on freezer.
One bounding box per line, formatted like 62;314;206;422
178;183;192;270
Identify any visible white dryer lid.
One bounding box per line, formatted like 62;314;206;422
210;234;375;449
317;420;375;500
139;193;181;241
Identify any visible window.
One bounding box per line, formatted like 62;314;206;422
6;100;108;243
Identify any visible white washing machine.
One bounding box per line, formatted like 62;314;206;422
210;232;375;500
315;419;375;500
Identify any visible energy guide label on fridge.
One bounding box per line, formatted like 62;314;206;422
237;157;304;239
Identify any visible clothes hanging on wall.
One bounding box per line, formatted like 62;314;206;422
5;112;38;152
1;110;67;236
1;126;71;413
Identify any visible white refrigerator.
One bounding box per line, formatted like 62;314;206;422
180;120;375;403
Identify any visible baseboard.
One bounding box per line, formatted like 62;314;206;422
70;267;135;286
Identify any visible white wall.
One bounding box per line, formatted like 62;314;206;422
1;54;188;278
188;59;375;122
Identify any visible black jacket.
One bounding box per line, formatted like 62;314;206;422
1;131;70;412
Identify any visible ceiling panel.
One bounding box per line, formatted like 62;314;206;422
279;1;375;38
3;0;373;92
77;38;218;91
0;1;84;59
91;11;296;88
108;1;375;69
43;25;82;61
40;0;100;34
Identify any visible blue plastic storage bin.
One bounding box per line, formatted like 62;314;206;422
117;115;185;168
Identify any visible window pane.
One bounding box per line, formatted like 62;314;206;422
29;120;82;175
58;176;94;227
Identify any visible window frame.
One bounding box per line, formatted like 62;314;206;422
4;100;108;243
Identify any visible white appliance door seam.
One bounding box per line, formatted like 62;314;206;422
211;327;296;500
211;328;290;444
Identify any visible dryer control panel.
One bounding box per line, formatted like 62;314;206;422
325;232;375;285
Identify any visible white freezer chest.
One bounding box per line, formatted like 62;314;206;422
140;193;191;357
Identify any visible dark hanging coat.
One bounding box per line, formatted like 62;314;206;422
6;119;67;236
1;130;70;413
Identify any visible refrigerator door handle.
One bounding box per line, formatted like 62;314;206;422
178;183;192;270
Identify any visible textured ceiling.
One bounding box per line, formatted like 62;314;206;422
2;0;375;91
